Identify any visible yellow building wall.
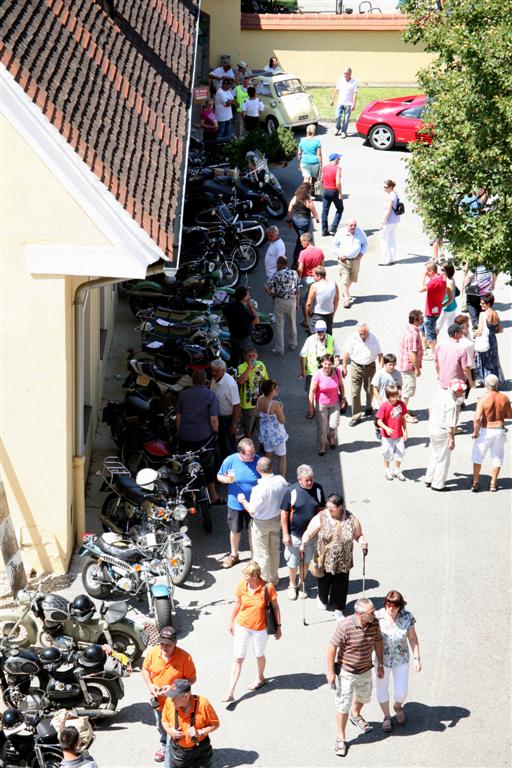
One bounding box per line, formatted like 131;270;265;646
240;29;431;84
0;114;111;577
201;0;241;67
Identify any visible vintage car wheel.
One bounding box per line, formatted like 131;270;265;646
266;116;279;135
368;124;395;151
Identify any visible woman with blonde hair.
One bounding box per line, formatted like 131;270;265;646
224;561;281;702
297;124;322;187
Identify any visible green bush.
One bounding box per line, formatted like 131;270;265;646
222;127;297;167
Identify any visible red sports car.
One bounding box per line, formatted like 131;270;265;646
356;94;432;151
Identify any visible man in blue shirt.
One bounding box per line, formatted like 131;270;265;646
217;438;259;568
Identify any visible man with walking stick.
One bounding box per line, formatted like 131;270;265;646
326;598;384;758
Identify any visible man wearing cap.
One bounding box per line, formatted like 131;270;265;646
299;321;341;408
235;60;252;85
330;67;358;138
333;219;368;308
161;679;219;768
342;324;383;426
424;378;465;491
321;153;343;236
142;627;197;763
471;374;512;493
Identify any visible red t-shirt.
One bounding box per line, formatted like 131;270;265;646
298;246;324;277
425;274;446;317
376;400;408;438
322;163;339;190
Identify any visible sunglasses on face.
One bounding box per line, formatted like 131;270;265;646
385;600;400;607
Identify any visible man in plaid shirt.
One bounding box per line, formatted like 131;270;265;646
265;256;300;356
397;309;424;422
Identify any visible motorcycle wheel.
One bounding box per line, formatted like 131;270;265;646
0;617;32;647
199;499;213;534
168;542;193;586
129;293;158;317
101;493;125;533
82;558;110;599
218;259;240;289
99;631;143;665
38;755;62;768
250;323;273;346
85;682;118;717
154;597;174;630
266;192;287;219
232;241;259;273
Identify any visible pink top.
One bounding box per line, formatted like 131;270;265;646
201;108;217;133
434;340;470;388
312;368;342;406
298;246;325;277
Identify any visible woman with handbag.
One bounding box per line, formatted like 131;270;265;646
300;493;367;619
474;293;504;385
224;561;281;702
256;379;288;477
308;355;345;455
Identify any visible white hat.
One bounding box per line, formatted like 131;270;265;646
315;320;327;332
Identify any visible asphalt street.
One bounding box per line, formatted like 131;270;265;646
77;124;511;768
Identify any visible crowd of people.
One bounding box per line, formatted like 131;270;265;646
134;60;510;768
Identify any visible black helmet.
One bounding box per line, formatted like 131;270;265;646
79;644;106;668
2;709;24;733
70;595;95;622
40;647;63;669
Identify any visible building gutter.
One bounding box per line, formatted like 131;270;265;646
72;264;164;546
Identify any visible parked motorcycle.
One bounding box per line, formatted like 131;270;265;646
0;707;63;768
243;150;288;219
79;533;175;628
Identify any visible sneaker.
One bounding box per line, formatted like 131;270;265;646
423;349;434;361
334;609;344;620
394;471;406;482
271;348;284;356
154;750;165;763
298;587;307;599
335;130;341;136
317;596;328;610
385;469;394;481
341;131;347;138
287;584;298;601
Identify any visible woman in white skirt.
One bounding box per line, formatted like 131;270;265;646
379;179;401;266
374;590;421;732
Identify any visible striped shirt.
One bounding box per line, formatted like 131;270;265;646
398;323;423;373
331;615;383;674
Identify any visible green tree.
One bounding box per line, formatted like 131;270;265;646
402;0;512;275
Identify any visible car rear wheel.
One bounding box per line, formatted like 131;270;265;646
369;124;395;151
266;116;279;135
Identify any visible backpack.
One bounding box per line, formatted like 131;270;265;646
393;197;405;216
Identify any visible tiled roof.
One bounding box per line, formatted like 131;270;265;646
0;0;199;262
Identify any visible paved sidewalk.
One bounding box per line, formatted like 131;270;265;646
77;125;511;768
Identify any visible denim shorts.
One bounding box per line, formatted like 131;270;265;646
284;533;315;568
422;314;438;341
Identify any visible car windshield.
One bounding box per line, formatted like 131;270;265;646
274;79;304;97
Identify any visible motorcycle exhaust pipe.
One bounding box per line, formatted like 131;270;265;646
74;708;117;718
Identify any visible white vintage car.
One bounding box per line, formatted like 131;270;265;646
251;72;319;134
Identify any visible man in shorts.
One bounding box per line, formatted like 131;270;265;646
471;374;512;492
398;309;424;422
217;438;259;568
419;262;446;358
280;464;325;599
327;598;384;758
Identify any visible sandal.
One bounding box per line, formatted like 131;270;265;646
334;738;347;757
382;717;393;732
490;483;498;492
394;706;406;725
471;482;480;493
349;714;373;733
222;554;240;569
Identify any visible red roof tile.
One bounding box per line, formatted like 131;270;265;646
0;0;200;262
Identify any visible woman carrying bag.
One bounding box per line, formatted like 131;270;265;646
224;561;281;702
300;493;367;619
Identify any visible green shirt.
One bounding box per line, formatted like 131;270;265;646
237;361;268;409
235;84;249;113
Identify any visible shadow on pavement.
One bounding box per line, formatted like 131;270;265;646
350;702;470;746
354;294;397;305
173;597;229;638
348;578;379;595
332;318;358;329
213;747;259;767
340;439;381;453
108;702;155;727
399;254;429;265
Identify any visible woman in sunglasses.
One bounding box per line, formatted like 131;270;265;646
374;590;421;732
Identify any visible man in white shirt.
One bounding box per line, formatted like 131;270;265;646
208;60;235;92
264;225;286;281
330;66;358;138
210;359;240;460
237;457;288;585
342;323;383;426
332;219;368;308
425;378;465;491
215;80;235;141
242;87;264;132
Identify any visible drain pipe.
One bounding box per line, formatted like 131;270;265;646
72;265;164;547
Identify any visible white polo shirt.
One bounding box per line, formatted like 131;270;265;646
242;98;264;118
215;88;234;121
249;474;288;521
264;238;286;280
335;77;358;107
343;332;382;365
210;372;240;416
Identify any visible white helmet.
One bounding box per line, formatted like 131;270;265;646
136;468;158;490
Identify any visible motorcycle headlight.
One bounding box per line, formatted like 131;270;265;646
149;559;167;576
188;461;201;477
172;504;189;522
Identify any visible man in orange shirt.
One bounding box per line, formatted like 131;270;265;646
142;627;197;763
161;679;219;768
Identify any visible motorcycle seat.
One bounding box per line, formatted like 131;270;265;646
125;394;152;413
98;534;141;562
203;179;233;196
114;475;160;505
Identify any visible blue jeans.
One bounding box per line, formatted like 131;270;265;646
217;119;231;140
291;214;311;267
321;189;344;234
154;709;167;746
336;104;352;134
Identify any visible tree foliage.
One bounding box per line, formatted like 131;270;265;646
402;0;512;275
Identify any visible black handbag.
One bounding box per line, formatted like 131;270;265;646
264;584;277;635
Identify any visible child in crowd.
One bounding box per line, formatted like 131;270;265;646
376;385;408;481
371;354;403;440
